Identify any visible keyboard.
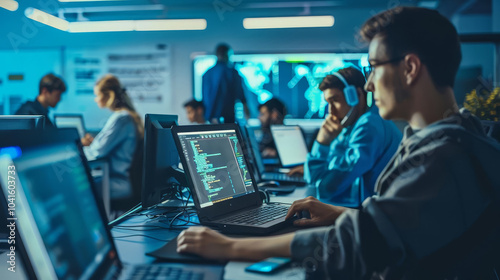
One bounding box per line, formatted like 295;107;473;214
220;204;289;226
128;265;203;280
263;172;306;183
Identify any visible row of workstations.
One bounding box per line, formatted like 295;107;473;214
0;114;317;279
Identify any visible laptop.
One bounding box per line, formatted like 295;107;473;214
54;114;87;138
0;142;222;279
244;126;280;166
270;125;309;167
171;124;292;235
245;126;306;185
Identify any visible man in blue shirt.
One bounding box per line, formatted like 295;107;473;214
305;67;402;207
202;43;246;124
15;73;66;128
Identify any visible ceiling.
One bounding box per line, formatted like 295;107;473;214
0;0;492;50
2;0;491;24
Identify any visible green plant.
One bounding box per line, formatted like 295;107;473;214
463;87;500;121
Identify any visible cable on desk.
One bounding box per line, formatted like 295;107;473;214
176;217;200;225
168;208;200;228
114;225;173;231
108;202;143;227
112;234;171;242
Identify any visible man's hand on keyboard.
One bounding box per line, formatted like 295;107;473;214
285;196;347;227
287;165;304;177
177;227;235;260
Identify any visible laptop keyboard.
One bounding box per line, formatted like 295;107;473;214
220;204;289;226
265;172;306;183
128;265;203;280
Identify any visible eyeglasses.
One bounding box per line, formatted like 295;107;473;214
362;56;405;78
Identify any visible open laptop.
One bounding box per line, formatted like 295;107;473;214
0;143;222;279
54;114;87;138
245;126;306;185
171;124;292;235
270;125;309;167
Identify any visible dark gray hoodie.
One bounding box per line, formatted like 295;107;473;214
291;109;500;279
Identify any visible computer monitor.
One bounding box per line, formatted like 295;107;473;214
284;118;323;150
0;128;82;238
141;114;180;208
0;115;45;130
54;114;86;138
0;143;117;279
271;125;309;167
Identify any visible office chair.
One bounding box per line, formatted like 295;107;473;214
111;138;144;213
482;120;500;142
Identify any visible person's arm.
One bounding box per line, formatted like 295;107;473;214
287;165;304;176
234;70;250;119
285;196;348;227
81;133;94;146
177;227;294;261
177;139;492;278
202;71;214;122
234;70;246;104
84;113;135;160
305;116;382;198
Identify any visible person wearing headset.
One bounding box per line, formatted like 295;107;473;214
304;67;402;207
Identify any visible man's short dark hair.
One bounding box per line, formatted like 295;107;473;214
258;97;287;117
319;67;367;93
184;99;205;110
39;73;66;95
215;43;231;62
360;7;461;89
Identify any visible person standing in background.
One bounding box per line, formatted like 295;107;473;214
202;43;247;123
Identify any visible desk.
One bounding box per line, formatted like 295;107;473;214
111;185;317;278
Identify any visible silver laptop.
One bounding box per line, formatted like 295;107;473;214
245;125;306;184
270;125;309;167
54;114;86;138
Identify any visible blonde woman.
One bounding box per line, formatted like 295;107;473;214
82;74;144;200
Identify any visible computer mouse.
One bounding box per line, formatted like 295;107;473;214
257;181;280;189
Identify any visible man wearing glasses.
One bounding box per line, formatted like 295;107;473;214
177;7;500;278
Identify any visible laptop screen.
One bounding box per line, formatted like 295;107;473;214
55;116;86;138
271;125;308;167
176;129;255;208
245;126;266;176
0;144;113;279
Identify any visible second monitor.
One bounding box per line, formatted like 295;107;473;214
141;114;181;208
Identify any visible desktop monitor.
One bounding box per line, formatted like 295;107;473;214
0;115;45;130
141;114;180;208
54;114;86;138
